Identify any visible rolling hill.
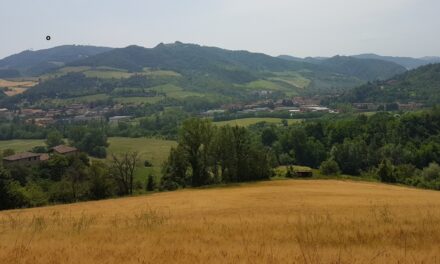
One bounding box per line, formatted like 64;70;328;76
1;180;440;263
68;42;327;83
0;45;112;76
279;55;407;81
341;63;440;104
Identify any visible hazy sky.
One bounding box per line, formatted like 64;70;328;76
1;0;440;59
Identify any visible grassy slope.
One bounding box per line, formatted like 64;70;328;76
214;118;302;127
1;180;440;263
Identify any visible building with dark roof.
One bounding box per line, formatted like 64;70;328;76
3;152;42;166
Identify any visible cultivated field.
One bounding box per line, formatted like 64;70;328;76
1;180;440;263
0;79;38;96
214;117;302;127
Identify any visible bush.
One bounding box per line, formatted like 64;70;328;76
32;146;48;153
285;166;296;178
377;159;396;183
320;159;340;176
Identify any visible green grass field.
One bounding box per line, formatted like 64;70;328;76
107;137;177;182
150;84;206;99
0;139;45;152
0;137;177;183
83;70;133;79
113;96;164;104
240;79;300;96
214;118;302;127
270;71;311;89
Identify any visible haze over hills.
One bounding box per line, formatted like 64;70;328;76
279;55;407;81
0;45;112;76
352;54;440;70
280;53;440;70
340;63;440;105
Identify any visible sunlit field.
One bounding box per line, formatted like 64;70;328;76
1;180;440;263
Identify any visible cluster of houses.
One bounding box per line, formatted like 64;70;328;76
2;145;78;166
204;97;336;116
353;102;423;112
0;103;131;127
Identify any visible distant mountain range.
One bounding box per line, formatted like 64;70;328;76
0;45;112;76
1;43;433;82
280;53;440;70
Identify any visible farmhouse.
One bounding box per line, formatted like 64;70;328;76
51;145;79;156
2;152;42;166
294;167;313;177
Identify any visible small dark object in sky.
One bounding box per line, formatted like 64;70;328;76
46;36;51;41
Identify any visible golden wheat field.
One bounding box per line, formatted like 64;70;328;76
1;180;440;264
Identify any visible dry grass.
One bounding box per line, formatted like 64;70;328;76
0;79;37;88
1;180;440;263
0;79;37;96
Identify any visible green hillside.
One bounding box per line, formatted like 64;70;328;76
342;63;440;104
279;55;407;81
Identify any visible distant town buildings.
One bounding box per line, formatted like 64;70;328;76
109;116;132;124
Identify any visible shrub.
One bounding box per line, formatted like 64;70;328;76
320;159;340;176
377;159;396;183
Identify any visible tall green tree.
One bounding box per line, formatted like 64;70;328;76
179;118;214;186
45;130;65;148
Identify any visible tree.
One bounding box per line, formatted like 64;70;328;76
88;161;114;200
161;146;188;190
331;138;368;175
320;159;340;176
146;174;156;191
69;126;109;158
0;168;27;210
179;118;214;187
261;128;278;146
377;159;396;183
45;130;65;148
110;152;139;195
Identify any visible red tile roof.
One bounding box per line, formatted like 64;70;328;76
51;145;78;154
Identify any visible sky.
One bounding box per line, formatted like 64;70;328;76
1;0;440;59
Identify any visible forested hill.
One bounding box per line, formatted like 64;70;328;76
68;42;325;82
279;55;406;81
341;63;440;104
0;45;112;76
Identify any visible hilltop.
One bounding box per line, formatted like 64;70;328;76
0;45;112;76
